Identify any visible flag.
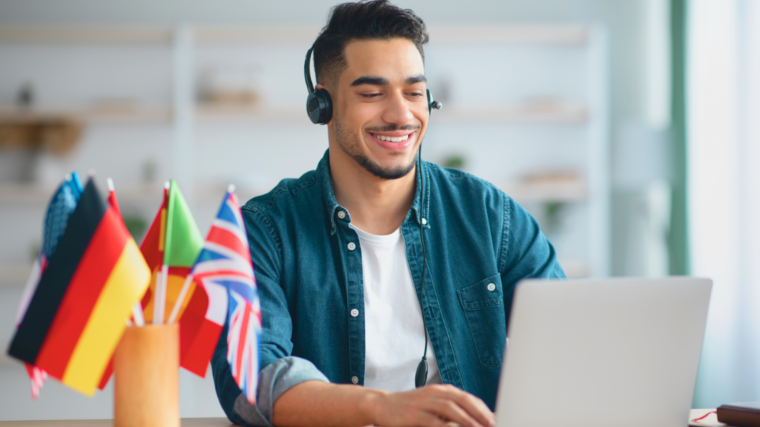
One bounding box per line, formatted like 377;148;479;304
182;187;260;402
8;178;151;396
106;177;122;219
141;180;203;324
17;173;84;326
96;177;126;391
15;172;83;399
137;183;169;322
178;279;227;377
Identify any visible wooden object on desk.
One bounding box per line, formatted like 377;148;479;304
114;324;179;427
0;419;235;427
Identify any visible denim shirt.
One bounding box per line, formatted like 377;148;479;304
211;149;565;426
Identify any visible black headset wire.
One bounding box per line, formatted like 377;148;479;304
414;144;429;388
416;91;441;388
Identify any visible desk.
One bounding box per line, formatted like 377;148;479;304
690;409;731;427
0;419;236;427
0;410;734;427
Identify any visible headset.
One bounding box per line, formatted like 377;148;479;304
304;43;441;388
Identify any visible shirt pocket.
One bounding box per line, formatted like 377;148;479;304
457;274;507;367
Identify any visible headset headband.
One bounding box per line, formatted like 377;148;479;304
304;46;316;94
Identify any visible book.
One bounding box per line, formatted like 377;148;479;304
717;402;760;427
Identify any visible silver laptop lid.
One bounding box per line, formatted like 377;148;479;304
495;277;711;427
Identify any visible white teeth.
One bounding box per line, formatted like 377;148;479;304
373;134;410;143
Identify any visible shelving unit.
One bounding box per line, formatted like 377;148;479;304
0;24;609;278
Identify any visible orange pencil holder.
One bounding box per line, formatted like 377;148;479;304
114;324;180;427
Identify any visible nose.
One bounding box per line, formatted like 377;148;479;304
381;90;414;126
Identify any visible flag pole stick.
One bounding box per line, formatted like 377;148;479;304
167;273;195;324
154;264;168;324
153;181;172;324
132;302;145;326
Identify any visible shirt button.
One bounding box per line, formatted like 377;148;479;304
337;211;346;219
487;283;496;292
351;376;359;384
421;218;427;225
347;242;356;251
350;308;359;317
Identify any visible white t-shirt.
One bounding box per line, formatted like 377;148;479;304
350;224;442;392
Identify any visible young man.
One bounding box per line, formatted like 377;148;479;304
212;2;564;426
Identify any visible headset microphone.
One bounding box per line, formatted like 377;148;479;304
304;43;440;388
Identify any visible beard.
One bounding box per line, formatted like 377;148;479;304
334;119;420;180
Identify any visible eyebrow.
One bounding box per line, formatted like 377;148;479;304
405;75;427;85
350;74;427;86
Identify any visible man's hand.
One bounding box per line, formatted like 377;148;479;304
370;384;495;427
273;381;495;427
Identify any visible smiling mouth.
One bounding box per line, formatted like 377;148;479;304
369;133;411;143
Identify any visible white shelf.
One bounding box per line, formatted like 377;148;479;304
0;185;54;204
0;25;586;46
0;26;173;43
0;108;172;124
193;103;586;124
502;181;586;203
428;25;589;45
83;108;172;124
193;104;308;124
433;104;587;123
194;25;322;44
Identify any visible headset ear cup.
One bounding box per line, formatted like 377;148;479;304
307;88;333;125
316;88;333;124
427;89;433;114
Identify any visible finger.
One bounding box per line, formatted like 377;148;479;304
414;411;450;427
433;386;494;427
423;398;482;427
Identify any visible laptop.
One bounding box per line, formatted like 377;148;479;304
495;277;712;427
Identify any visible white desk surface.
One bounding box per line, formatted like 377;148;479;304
0;409;734;427
0;419;235;427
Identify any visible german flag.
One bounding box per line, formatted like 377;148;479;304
8;178;150;396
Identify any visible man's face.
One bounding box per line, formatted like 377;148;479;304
328;38;428;180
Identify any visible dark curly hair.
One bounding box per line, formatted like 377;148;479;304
313;0;429;87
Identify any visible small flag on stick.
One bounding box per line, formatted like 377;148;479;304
15;172;83;399
178;185;261;402
141;180;203;324
8;178;151;396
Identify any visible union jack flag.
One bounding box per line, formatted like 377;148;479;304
191;187;261;403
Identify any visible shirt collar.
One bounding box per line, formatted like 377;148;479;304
317;149;431;235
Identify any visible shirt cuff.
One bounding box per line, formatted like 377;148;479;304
233;356;330;427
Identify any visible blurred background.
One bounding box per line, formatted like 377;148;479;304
0;0;757;421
